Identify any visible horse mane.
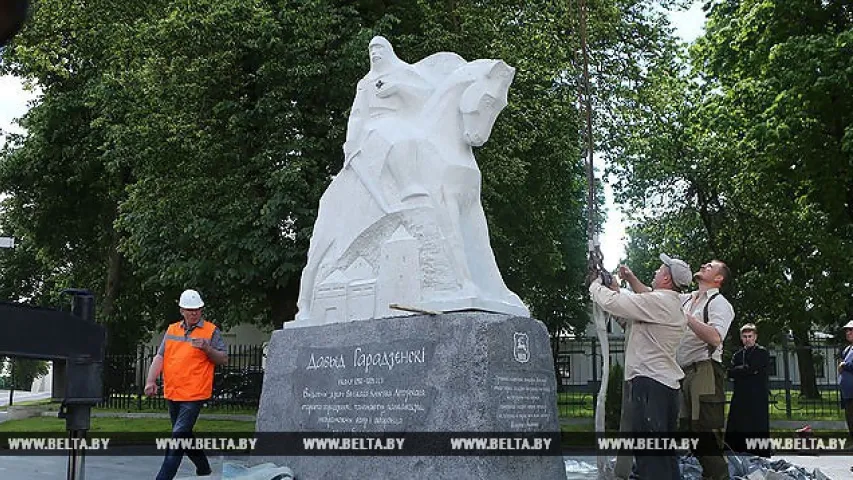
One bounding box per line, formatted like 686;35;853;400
413;52;467;86
419;59;502;129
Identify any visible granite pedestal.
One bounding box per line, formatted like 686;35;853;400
254;312;567;480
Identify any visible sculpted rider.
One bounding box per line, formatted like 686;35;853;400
344;36;434;205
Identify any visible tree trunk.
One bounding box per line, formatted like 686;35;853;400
101;236;122;320
550;332;562;388
791;328;820;399
268;278;300;327
694;182;719;255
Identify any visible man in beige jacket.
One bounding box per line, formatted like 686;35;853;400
589;253;692;480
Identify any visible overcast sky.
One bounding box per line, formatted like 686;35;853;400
599;1;705;269
0;2;707;270
0;74;37;138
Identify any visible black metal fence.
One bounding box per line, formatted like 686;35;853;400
101;337;847;422
101;344;264;411
555;336;847;421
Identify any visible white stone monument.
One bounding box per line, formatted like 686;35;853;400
290;36;529;327
256;39;565;480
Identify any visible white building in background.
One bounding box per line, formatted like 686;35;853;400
557;328;844;391
0;358;52;394
30;364;52;393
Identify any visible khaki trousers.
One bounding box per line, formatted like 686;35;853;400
680;360;729;480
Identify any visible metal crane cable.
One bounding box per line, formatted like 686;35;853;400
575;0;615;477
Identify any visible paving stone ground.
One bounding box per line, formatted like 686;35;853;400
771;454;851;479
0;390;52;407
0;453;849;479
0;452;224;480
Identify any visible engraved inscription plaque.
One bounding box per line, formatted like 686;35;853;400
491;372;554;430
294;340;437;431
487;317;558;431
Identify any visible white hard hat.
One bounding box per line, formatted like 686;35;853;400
178;289;204;309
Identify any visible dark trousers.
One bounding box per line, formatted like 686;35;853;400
614;380;633;479
629;376;680;480
156;400;211;480
845;398;853;440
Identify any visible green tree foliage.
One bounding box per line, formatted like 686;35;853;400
1;0;688;351
0;0;166;350
609;0;852;397
112;0;371;331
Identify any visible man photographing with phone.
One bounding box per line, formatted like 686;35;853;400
588;254;692;480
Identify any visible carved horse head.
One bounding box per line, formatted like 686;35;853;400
459;60;515;147
420;59;516;153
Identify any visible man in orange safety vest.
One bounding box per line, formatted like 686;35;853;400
145;289;228;480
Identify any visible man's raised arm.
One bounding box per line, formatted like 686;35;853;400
619;265;651;293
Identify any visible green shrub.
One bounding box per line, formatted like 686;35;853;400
605;362;624;432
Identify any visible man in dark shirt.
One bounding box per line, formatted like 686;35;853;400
725;323;770;457
838;320;853;472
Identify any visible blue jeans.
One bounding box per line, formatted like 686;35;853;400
156;400;211;480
